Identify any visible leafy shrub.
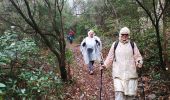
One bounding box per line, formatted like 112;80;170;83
0;28;63;99
135;28;160;69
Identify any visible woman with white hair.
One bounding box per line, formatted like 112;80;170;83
101;27;143;100
80;30;102;75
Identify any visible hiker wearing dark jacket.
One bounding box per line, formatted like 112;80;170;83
67;29;75;44
80;30;102;75
101;27;143;100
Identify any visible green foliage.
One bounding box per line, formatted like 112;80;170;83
1;69;63;99
63;2;76;31
76;20;87;37
18;69;62;98
0;29;38;66
134;28;160;68
91;25;105;36
0;83;6;94
151;71;161;80
0;28;63;99
65;49;74;64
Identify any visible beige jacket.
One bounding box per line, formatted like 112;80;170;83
104;41;143;80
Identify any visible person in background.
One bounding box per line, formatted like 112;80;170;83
101;27;143;100
80;30;102;75
67;29;75;44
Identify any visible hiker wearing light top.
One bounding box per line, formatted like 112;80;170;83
80;30;102;75
101;27;143;100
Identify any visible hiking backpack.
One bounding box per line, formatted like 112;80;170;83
114;40;135;61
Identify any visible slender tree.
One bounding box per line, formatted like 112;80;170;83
8;0;67;81
135;0;169;70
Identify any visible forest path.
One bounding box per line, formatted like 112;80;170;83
63;41;170;100
64;42;115;100
64;42;170;100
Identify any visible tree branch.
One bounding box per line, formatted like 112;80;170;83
153;0;158;22
135;0;156;26
23;0;37;28
9;0;34;28
43;33;57;38
157;0;169;21
56;0;64;13
44;0;60;40
10;0;61;60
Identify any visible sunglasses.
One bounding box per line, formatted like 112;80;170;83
121;34;129;36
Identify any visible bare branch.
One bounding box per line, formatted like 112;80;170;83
153;0;158;22
135;0;156;26
44;0;60;40
43;33;57;38
159;0;164;10
23;0;37;28
54;0;57;17
105;0;117;18
44;0;50;6
9;0;34;27
157;0;169;21
61;0;64;11
56;0;60;13
56;0;64;13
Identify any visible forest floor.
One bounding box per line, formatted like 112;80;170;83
63;42;170;100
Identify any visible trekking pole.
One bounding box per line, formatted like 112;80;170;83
99;53;104;100
100;69;103;100
139;68;145;100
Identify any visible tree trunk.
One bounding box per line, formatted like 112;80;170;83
163;12;168;69
59;64;67;81
165;0;170;71
58;53;67;81
59;5;67;81
155;23;165;70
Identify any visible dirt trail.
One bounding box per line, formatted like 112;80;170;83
64;42;170;100
64;43;115;100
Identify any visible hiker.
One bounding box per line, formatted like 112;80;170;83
80;30;102;75
100;27;143;100
67;29;75;44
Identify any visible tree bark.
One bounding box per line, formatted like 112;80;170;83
155;23;165;69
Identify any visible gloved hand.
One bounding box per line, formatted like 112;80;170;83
137;60;142;68
100;61;105;70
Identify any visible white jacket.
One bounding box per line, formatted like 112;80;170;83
104;41;143;80
80;36;102;64
104;40;143;95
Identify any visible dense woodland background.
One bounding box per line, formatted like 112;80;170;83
0;0;170;99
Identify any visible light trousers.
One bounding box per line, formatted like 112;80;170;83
115;91;135;100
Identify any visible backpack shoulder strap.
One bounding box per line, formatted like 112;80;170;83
130;41;135;55
94;36;100;46
114;40;119;52
114;40;119;61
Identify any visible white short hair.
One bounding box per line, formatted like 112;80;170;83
88;30;95;36
119;27;130;35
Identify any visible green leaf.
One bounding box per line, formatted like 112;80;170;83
0;83;6;88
